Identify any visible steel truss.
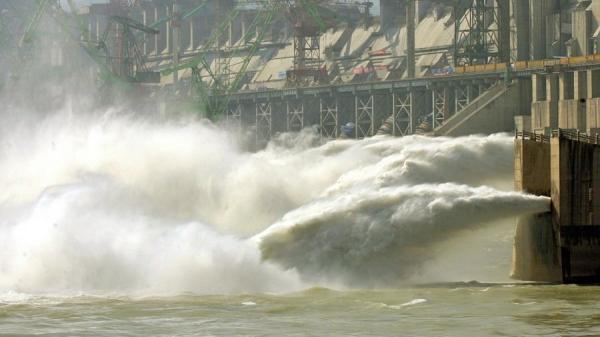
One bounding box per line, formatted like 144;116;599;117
454;0;501;66
355;94;375;139
392;91;412;136
432;87;449;129
455;84;480;112
256;101;272;143
286;99;304;132
320;96;339;139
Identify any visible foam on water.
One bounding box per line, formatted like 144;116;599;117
0;105;550;296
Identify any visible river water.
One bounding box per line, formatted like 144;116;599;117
0;109;589;336
2;285;599;336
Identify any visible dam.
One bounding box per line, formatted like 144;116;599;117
1;0;600;284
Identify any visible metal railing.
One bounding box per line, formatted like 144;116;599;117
552;129;600;145
515;130;550;143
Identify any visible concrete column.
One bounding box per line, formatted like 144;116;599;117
588;69;600;99
572;7;591;56
497;0;511;63
587;69;600;133
547;74;559;129
574;71;587;100
406;0;416;79
559;72;574;101
513;0;530;61
559;72;585;130
547;74;559;102
530;0;554;60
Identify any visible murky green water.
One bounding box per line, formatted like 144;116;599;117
1;284;599;337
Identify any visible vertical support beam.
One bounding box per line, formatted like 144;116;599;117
286;99;304;132
431;86;448;129
354;94;375;139
532;73;547;131
514;0;530;61
575;71;587;100
588;69;600;99
532;73;546;102
571;7;592;56
547;73;559;129
164;5;171;55
320;96;339;139
497;0;511;63
559;72;585;131
406;0;416;78
142;8;149;55
455;83;472;112
559;72;574;101
587;69;600;134
529;0;553;60
392;91;412;136
256;101;272;145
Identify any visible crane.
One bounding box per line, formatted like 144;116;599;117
161;0;287;119
160;0;332;119
98;15;160;82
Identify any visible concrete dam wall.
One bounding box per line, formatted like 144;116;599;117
513;130;600;283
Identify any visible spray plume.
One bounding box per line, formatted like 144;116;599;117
0;105;549;295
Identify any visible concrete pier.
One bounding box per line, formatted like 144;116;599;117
513;130;600;283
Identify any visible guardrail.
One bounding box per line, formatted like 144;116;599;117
516;129;600;144
515;130;551;143
552;129;600;145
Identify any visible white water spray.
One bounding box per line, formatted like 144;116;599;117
0;106;549;295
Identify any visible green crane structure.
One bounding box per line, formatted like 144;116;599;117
162;1;285;119
161;0;330;120
98;15;160;82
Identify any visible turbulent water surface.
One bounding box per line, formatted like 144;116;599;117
0;107;583;336
2;285;600;336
